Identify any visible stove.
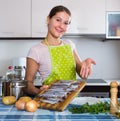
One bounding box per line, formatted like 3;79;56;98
78;79;110;98
77;79;108;86
85;79;107;83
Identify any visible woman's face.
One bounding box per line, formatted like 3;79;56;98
47;11;71;38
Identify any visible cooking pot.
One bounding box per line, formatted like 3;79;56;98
0;80;3;96
2;80;27;99
0;76;5;96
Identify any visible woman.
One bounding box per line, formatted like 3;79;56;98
24;5;96;95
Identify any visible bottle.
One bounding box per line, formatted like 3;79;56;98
110;81;119;115
6;66;15;81
2;66;15;97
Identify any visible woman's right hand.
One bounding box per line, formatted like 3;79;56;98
80;58;96;78
40;85;49;91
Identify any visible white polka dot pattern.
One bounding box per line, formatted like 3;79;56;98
43;45;76;85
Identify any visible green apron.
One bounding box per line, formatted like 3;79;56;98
43;40;76;85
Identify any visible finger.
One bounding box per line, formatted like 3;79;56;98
40;85;48;90
84;68;90;78
88;66;92;75
80;65;85;76
80;66;88;78
81;66;92;78
91;59;96;65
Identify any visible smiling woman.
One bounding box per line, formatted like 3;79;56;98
24;5;96;96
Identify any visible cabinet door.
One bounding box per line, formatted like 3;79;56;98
0;0;31;37
106;0;120;11
106;0;120;39
32;0;61;38
61;0;106;35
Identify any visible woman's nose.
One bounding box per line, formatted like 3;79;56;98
59;22;65;29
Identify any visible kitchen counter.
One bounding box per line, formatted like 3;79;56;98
34;78;120;86
0;97;118;121
83;79;109;86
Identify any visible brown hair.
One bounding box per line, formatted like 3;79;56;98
48;5;71;19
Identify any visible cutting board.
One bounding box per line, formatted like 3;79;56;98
34;80;86;111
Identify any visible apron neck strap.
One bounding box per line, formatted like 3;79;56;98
45;38;65;47
45;39;49;46
45;39;51;50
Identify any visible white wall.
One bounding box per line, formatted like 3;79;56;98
0;37;120;80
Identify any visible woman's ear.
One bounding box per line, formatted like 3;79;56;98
46;16;50;25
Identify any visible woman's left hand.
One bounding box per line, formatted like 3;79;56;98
80;58;96;79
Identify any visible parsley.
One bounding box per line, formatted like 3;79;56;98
69;102;110;114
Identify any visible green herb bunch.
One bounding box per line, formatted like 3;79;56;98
69;101;110;114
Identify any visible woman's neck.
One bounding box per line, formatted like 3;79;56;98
45;37;62;46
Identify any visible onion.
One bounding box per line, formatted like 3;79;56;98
15;100;26;110
15;96;32;110
25;100;38;112
19;96;32;103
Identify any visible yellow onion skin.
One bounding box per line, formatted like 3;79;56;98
19;96;32;102
15;100;26;110
25;100;38;112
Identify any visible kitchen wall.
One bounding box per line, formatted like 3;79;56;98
0;37;120;80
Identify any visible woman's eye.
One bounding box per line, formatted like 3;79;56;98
56;18;70;26
56;18;60;22
64;22;69;25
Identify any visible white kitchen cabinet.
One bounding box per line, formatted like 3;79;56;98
106;0;120;11
61;0;106;35
0;0;31;37
106;0;120;39
32;0;61;38
106;12;120;39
